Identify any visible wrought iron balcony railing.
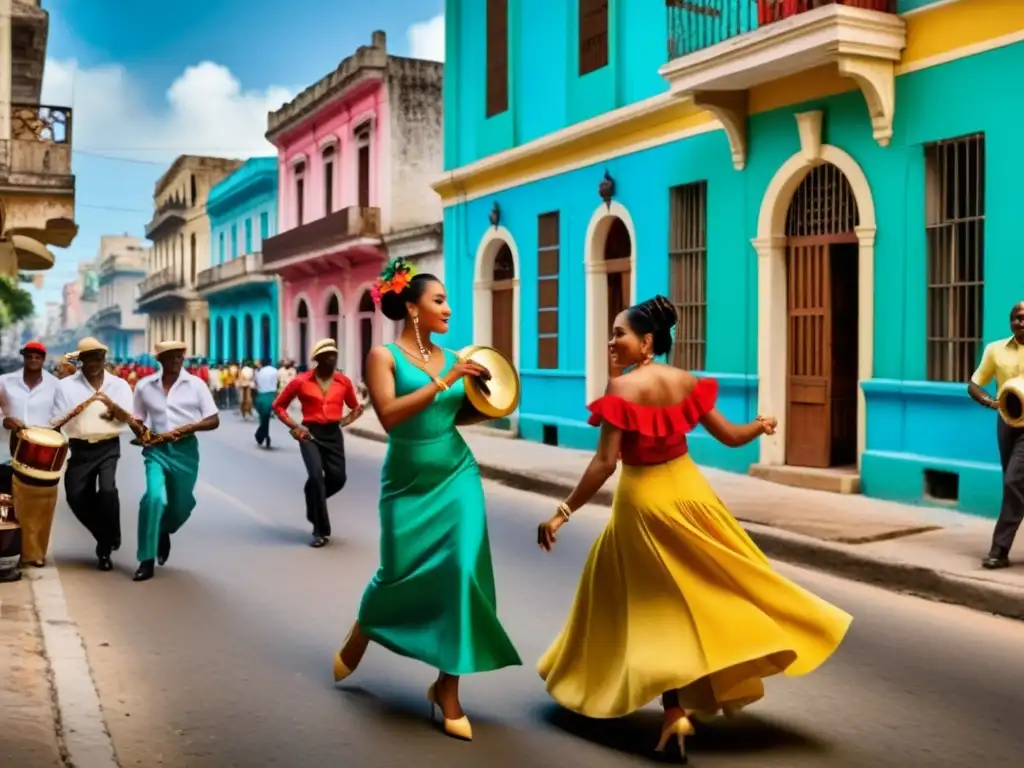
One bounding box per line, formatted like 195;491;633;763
666;0;897;60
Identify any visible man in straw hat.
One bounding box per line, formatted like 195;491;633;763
0;340;59;567
51;337;140;571
272;339;365;548
131;340;220;581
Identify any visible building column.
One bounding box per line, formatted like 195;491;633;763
0;0;11;143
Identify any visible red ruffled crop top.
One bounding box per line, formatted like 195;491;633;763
586;378;718;466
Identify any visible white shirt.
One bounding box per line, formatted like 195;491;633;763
208;368;223;391
254;365;278;393
133;369;219;434
0;369;59;448
238;366;254;387
52;371;135;441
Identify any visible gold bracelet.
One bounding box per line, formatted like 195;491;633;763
433;377;449;391
557;502;573;521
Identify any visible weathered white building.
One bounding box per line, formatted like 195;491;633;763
89;234;148;358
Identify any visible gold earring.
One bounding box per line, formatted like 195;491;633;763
412;315;429;362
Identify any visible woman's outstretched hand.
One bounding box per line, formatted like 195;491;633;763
537;515;566;552
444;361;492;394
756;415;778;436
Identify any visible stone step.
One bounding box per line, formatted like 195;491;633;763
748;463;861;495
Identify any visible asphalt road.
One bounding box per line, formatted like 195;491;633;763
47;414;1024;768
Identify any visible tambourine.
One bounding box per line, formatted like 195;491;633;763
457;345;520;420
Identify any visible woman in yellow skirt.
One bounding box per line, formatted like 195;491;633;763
536;295;852;763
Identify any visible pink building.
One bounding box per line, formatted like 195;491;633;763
263;30;444;380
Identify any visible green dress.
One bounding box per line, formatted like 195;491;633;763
356;345;522;675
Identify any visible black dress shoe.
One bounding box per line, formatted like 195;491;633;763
310;536;328;548
157;533;171;566
982;554;1010;569
265;436;271;449
133;560;155;581
97;556;113;572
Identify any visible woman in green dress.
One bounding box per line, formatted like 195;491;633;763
332;259;521;741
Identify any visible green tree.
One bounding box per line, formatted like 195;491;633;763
0;275;34;328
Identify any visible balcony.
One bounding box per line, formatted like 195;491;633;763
2;103;73;193
661;1;905;169
135;266;194;312
145;198;189;240
262;206;382;269
196;253;274;296
90;305;122;331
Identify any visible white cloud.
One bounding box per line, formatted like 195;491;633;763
408;14;445;62
41;59;296;164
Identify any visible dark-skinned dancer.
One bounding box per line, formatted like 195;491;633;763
272;339;365;548
131;341;220;582
968;300;1024;569
52;337;141;571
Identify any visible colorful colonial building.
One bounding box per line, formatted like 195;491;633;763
137;155;243;357
263;30;443;380
199;157;279;364
436;0;1024;517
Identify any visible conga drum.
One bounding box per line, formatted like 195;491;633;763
0;494;22;582
456;345;521;420
11;428;69;482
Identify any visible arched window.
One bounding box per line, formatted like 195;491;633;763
179;233;185;283
297;299;309;364
260;314;272;362
326;292;340;344
358;290;375;382
322;145;336;215
190;233;197;284
190;174;197;207
243;314;254;361
229;316;239;361
215;317;224;363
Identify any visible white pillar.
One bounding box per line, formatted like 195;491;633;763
0;0;12;142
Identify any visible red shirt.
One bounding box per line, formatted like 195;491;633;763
272;370;359;425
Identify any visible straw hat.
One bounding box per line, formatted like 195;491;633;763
74;336;108;356
310;338;339;360
155;340;187;357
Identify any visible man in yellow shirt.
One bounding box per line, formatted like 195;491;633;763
968;301;1024;569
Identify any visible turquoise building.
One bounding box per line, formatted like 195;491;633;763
436;0;1024;517
200;157;279;363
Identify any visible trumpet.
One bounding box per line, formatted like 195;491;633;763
997;377;1024;427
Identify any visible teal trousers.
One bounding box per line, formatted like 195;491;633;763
136;436;200;562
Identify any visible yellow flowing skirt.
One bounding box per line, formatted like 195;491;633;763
537;453;852;719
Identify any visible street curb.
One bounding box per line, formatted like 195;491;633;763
347;426;1024;622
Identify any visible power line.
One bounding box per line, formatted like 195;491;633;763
73;148;275;166
76;203;151;214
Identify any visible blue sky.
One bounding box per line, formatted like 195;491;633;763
32;0;445;310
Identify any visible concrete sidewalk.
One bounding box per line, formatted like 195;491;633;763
347;415;1024;621
0;577;63;767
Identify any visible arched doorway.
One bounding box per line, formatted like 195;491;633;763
215;317;224;363
490;244;515;362
260;314;271;362
243;314;254;361
228;316;239;361
325;292;344;358
783;162;859;469
603;218;632;378
358;290;375;382
297;299;309;365
472;227;521;370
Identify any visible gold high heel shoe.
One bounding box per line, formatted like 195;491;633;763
655;714;694;763
332;628;361;683
427;682;473;741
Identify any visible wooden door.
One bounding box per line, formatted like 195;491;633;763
786;241;832;467
491;280;514;361
606;258;630;376
359;317;373;381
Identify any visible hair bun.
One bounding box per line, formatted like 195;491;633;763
645;295;678;330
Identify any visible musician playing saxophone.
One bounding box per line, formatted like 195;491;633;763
51;337;140;572
968;300;1024;569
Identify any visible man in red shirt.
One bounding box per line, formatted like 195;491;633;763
272;338;366;548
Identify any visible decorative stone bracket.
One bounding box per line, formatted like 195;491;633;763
837;55;896;148
693;91;749;171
